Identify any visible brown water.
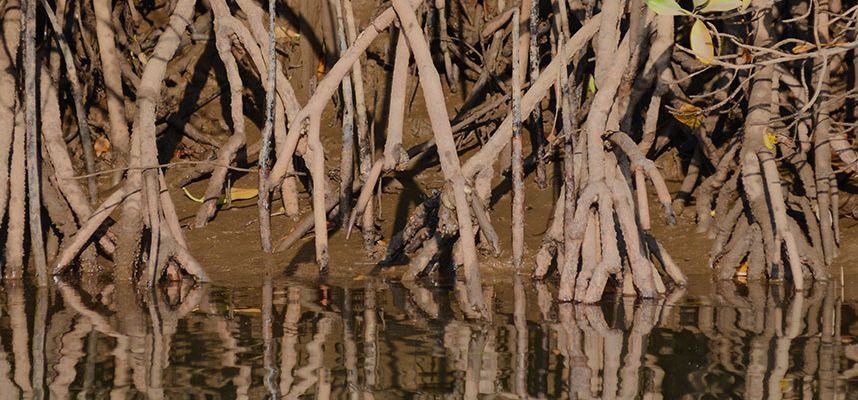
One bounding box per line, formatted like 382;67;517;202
0;276;856;399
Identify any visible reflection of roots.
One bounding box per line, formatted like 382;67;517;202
434;280;679;398
691;281;838;397
50;279;205;395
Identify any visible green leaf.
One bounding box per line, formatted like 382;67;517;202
645;0;689;16
690;19;716;64
588;75;597;93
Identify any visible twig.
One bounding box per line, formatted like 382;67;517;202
70;160;258;180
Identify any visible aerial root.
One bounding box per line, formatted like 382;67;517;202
53;175;208;284
528;181;685;303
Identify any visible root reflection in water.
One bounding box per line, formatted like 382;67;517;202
0;277;853;398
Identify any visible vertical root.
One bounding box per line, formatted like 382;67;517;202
93;0;131;183
331;0;356;226
342;0;371;181
6;103;26;278
510;8;525;269
307;114;330;270
393;0;486;317
194;0;246;228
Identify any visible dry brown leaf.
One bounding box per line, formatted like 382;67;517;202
792;42;816;54
670;104;704;129
94;136;111;157
740;48;753;64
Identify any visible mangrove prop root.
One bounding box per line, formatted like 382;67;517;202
4;0;854;302
510;8;525;270
393;0;486;317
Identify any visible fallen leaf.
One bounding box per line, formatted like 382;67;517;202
233;307;262;314
792;42;816;54
228;187;259;202
690;19;716;64
794;41;851;54
645;0;689;16
670;104;704;129
182;187;206;203
94;136;111;157
764;130;778;150
353;274;367;281
183;186;258;205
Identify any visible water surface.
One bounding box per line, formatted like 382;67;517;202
0;276;856;398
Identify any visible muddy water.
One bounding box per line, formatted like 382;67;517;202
0;277;854;399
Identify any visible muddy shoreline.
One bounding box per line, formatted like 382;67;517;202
175;167;858;299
